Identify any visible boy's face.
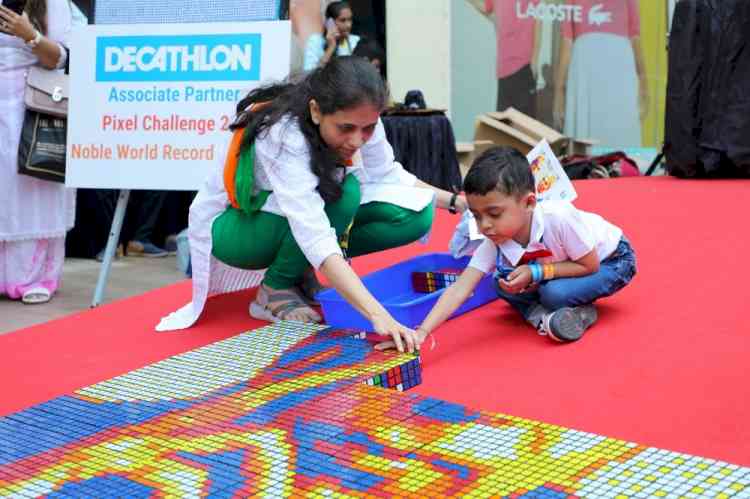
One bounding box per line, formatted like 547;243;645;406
467;190;536;246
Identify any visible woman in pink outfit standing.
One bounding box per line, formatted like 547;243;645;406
469;0;540;116
0;0;74;304
553;0;648;148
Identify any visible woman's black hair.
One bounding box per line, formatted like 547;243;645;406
463;146;535;198
24;0;48;35
325;1;351;22
231;56;388;202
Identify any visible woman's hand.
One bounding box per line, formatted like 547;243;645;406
498;265;534;294
325;25;340;47
0;6;36;43
371;313;420;353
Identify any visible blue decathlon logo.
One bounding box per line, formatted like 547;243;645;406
95;34;261;82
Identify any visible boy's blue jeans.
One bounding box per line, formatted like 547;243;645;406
494;237;636;323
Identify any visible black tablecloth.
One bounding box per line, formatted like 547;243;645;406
381;113;463;192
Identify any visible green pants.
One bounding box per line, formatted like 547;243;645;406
211;174;434;289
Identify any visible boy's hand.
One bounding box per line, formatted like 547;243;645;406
498;265;534;294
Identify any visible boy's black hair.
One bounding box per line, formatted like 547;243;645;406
463;146;535;198
352;37;385;65
232;56;388;203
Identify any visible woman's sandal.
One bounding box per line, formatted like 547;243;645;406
22;286;52;305
250;287;322;323
298;269;329;307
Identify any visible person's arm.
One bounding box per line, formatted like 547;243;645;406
465;0;491;18
531;18;542;80
258;119;418;352
415;268;486;342
500;205;600;294
361;120;469;213
374;267;486;351
375;238;497;351
290;0;323;51
303;33;325;71
256;119;344;268
631;36;649;121
553;37;572;131
318;27;339;67
499;250;599;294
413;178;468;214
320;254;418;353
627;0;648;122
0;6;63;69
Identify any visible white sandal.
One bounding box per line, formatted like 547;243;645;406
298;268;329;306
22;286;52;305
249;287;321;323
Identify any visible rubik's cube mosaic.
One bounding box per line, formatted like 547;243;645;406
411;269;461;293
1;321;749;498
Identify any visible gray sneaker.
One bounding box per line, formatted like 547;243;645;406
540;304;598;342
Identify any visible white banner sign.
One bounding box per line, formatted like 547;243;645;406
66;21;291;190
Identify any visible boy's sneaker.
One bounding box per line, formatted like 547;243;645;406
539;304;598;342
127;240;168;258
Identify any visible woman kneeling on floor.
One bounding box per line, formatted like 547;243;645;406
157;56;466;352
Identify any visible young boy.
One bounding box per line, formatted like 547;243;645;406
413;146;636;345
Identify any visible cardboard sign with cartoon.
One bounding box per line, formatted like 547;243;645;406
526;139;577;202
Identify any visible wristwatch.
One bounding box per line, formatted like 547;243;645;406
26;29;42;49
448;193;458;214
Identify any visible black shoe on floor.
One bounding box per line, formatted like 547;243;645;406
540;305;598;342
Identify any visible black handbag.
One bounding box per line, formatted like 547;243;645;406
17;47;69;183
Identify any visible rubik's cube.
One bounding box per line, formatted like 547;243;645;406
411;269;461;293
363;356;422;391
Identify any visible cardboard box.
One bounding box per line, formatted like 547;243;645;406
456;140;494;178
473;107;595;157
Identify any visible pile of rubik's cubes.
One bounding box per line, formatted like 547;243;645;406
411;269;461;293
364;355;422;391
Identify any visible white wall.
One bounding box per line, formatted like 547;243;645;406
386;0;451;112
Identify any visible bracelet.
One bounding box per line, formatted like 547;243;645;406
529;264;542;283
448;193;458;214
26;29;42;49
542;264;555;281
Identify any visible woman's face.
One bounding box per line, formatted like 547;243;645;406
333;7;353;38
310;100;379;162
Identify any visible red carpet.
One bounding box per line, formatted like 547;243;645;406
2;176;749;467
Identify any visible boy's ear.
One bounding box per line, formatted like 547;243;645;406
525;191;537;210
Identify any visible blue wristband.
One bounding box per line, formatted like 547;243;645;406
530;264;542;283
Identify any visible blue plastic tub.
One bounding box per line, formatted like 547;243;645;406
317;252;498;331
